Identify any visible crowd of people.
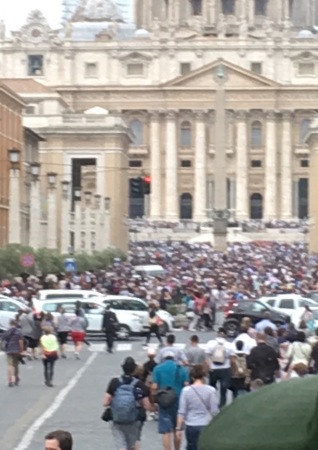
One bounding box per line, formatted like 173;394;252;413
0;241;317;308
100;311;318;450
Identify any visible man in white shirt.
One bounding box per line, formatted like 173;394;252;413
255;311;277;333
206;327;235;408
234;328;257;355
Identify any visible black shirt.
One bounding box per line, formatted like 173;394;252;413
142;360;157;383
102;311;118;331
106;375;149;400
247;342;279;384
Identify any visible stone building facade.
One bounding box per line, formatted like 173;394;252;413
1;2;318;222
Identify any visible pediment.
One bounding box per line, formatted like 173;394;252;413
163;59;279;89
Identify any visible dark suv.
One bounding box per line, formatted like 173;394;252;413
223;301;289;337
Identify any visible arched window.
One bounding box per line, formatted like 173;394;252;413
250;193;263;219
180;193;193;219
181;121;192;148
130;119;144;146
192;0;202;15
251;121;262;147
300;119;310;143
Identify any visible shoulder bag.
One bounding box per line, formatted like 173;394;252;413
190;386;213;418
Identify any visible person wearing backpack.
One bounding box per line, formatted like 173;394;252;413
152;352;190;450
206;327;235;409
104;357;151;450
230;340;248;399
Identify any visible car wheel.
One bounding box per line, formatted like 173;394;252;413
117;325;131;340
159;322;169;336
224;321;239;337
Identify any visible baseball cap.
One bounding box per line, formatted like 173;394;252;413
164;350;175;359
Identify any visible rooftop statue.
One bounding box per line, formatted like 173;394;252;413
72;0;124;23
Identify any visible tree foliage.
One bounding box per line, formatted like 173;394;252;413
0;245;125;278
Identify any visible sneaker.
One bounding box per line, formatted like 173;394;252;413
61;354;67;359
75;353;80;360
8;382;14;387
15;377;20;386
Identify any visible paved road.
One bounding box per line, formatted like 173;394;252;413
0;330;217;450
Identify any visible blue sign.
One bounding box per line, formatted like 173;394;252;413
65;258;77;273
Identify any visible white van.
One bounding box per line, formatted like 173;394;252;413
36;289;104;302
134;265;166;279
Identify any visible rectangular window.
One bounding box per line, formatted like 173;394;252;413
28;55;44;76
129;160;143;168
251;159;262;168
300;159;309;168
180;63;191;76
250;62;262;75
222;0;235;15
255;0;267;15
298;62;315;76
25;105;36;115
85;62;98;78
127;63;144;76
180;160;192;168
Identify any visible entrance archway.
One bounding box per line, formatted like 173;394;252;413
250;193;263;219
180;193;193;220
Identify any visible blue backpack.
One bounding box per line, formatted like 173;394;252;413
111;377;139;424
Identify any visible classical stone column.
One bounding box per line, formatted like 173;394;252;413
84;191;92;254
281;112;293;219
47;173;58;249
165;111;178;221
235;111;249;220
103;197;111;249
29;163;41;249
74;188;82;253
94;195;103;250
61;181;70;254
150;111;161;219
248;0;254;27
264;111;277;219
194;111;207;222
239;0;247;18
8;161;21;245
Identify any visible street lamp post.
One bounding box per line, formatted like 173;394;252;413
74;188;82;253
29;163;41;249
8;149;21;244
61;181;70;254
84;191;92;254
47;172;57;249
213;63;228;252
104;197;111;248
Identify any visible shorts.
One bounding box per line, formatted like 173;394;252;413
112;422;139;450
158;406;178;435
7;354;20;369
71;331;85;343
57;331;69;345
24;336;38;349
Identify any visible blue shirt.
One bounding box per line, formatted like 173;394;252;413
153;360;189;395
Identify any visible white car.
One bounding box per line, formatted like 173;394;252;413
101;296;175;335
33;298;143;339
36;289;104;301
260;294;318;317
0;298;29;329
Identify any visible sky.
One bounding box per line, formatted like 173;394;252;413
0;0;133;32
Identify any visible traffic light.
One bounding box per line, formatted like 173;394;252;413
130;177;143;197
143;175;151;195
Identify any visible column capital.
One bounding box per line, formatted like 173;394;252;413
193;110;208;120
281;110;293;120
265;110;277;120
149;110;163;120
235;110;248;120
166;110;178;120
